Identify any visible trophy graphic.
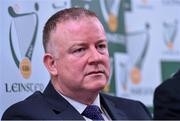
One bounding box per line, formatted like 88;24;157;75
99;0;120;32
127;23;150;84
8;3;39;79
163;20;178;50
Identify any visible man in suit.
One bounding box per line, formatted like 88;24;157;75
2;7;151;120
154;69;180;119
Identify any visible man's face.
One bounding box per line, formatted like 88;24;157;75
51;17;110;96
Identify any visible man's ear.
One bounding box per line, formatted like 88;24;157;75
43;53;58;76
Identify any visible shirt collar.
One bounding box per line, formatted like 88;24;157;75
57;91;102;114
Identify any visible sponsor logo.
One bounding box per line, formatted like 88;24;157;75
163;20;178;50
8;3;39;79
99;0;121;32
5;82;44;93
127;23;150;86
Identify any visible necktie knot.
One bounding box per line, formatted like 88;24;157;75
82;105;104;120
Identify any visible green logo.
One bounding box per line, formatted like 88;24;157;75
163;20;178;50
8;3;39;79
127;23;150;85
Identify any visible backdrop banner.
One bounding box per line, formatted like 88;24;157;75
1;0;180;117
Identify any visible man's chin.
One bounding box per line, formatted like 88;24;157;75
88;80;107;91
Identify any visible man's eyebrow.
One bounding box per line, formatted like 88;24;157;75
68;43;87;51
97;39;107;43
70;42;87;47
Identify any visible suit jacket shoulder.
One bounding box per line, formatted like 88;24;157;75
100;93;152;120
2;82;84;120
154;69;180;119
155;69;180;94
2;82;151;120
2;91;57;120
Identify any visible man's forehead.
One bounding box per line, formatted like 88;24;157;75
58;17;99;26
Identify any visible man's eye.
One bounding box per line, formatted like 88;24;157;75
73;48;85;53
98;44;106;49
72;48;86;57
97;43;108;54
97;44;107;50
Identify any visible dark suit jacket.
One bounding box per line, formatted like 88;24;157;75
154;69;180;119
2;82;152;120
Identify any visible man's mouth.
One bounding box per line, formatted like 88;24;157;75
86;70;105;76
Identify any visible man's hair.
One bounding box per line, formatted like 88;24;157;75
43;7;98;52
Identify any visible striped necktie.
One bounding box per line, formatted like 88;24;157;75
82;105;104;120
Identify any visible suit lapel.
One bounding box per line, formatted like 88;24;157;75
42;82;129;120
53;104;85;120
100;93;128;120
43;82;85;120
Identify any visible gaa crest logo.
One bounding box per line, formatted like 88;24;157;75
99;0;120;32
8;3;39;79
163;20;178;50
128;23;150;86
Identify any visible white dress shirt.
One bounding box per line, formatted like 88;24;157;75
57;91;110;120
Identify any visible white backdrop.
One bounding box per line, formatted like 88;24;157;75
1;0;180;117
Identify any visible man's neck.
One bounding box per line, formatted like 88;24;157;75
51;79;99;105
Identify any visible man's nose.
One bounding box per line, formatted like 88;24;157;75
88;47;103;64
